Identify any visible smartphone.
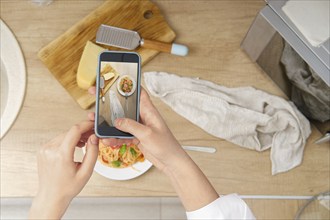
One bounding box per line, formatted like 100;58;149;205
95;51;141;138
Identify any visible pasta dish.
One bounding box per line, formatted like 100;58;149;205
119;76;133;93
98;141;145;168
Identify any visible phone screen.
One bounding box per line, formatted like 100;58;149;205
95;52;141;138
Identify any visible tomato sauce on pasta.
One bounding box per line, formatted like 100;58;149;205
98;141;145;168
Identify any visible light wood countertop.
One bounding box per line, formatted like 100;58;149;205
1;0;329;205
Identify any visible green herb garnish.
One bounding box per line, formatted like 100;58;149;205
112;160;121;167
130;148;137;157
119;144;127;156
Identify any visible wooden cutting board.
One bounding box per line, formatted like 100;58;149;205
38;0;176;109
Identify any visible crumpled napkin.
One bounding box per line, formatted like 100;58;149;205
144;72;311;175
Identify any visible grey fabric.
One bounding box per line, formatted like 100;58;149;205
281;42;330;122
144;72;311;175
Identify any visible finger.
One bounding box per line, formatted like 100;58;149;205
139;88;165;127
88;87;96;95
101;138;134;146
101;138;117;146
87;112;95;121
132;138;141;146
61;121;94;159
76;129;94;148
115;118;148;139
77;134;99;180
139;88;153;112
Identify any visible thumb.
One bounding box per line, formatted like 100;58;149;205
78;134;99;180
115;118;147;139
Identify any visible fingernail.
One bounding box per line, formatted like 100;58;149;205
90;135;99;145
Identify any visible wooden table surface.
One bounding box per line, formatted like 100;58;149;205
1;0;329;215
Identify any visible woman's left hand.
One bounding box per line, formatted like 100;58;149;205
29;121;99;219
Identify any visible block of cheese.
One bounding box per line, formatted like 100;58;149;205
103;72;115;80
77;41;106;90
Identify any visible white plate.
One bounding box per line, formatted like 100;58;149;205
83;147;153;181
0;19;26;139
117;75;136;97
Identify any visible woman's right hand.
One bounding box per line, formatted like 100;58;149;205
90;87;219;211
113;89;190;173
89;87;189;173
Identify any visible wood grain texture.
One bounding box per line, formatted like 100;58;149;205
37;0;176;109
1;2;329;220
142;39;172;53
245;199;307;220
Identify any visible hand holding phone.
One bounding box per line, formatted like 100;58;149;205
95;51;141;138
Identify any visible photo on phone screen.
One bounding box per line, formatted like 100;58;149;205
95;52;140;138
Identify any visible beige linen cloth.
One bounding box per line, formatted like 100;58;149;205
144;72;311;175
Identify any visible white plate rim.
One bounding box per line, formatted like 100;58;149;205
0;19;26;139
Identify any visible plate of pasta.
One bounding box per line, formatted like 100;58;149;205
84;141;152;180
117;75;136;97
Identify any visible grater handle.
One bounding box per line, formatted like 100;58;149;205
141;39;188;56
